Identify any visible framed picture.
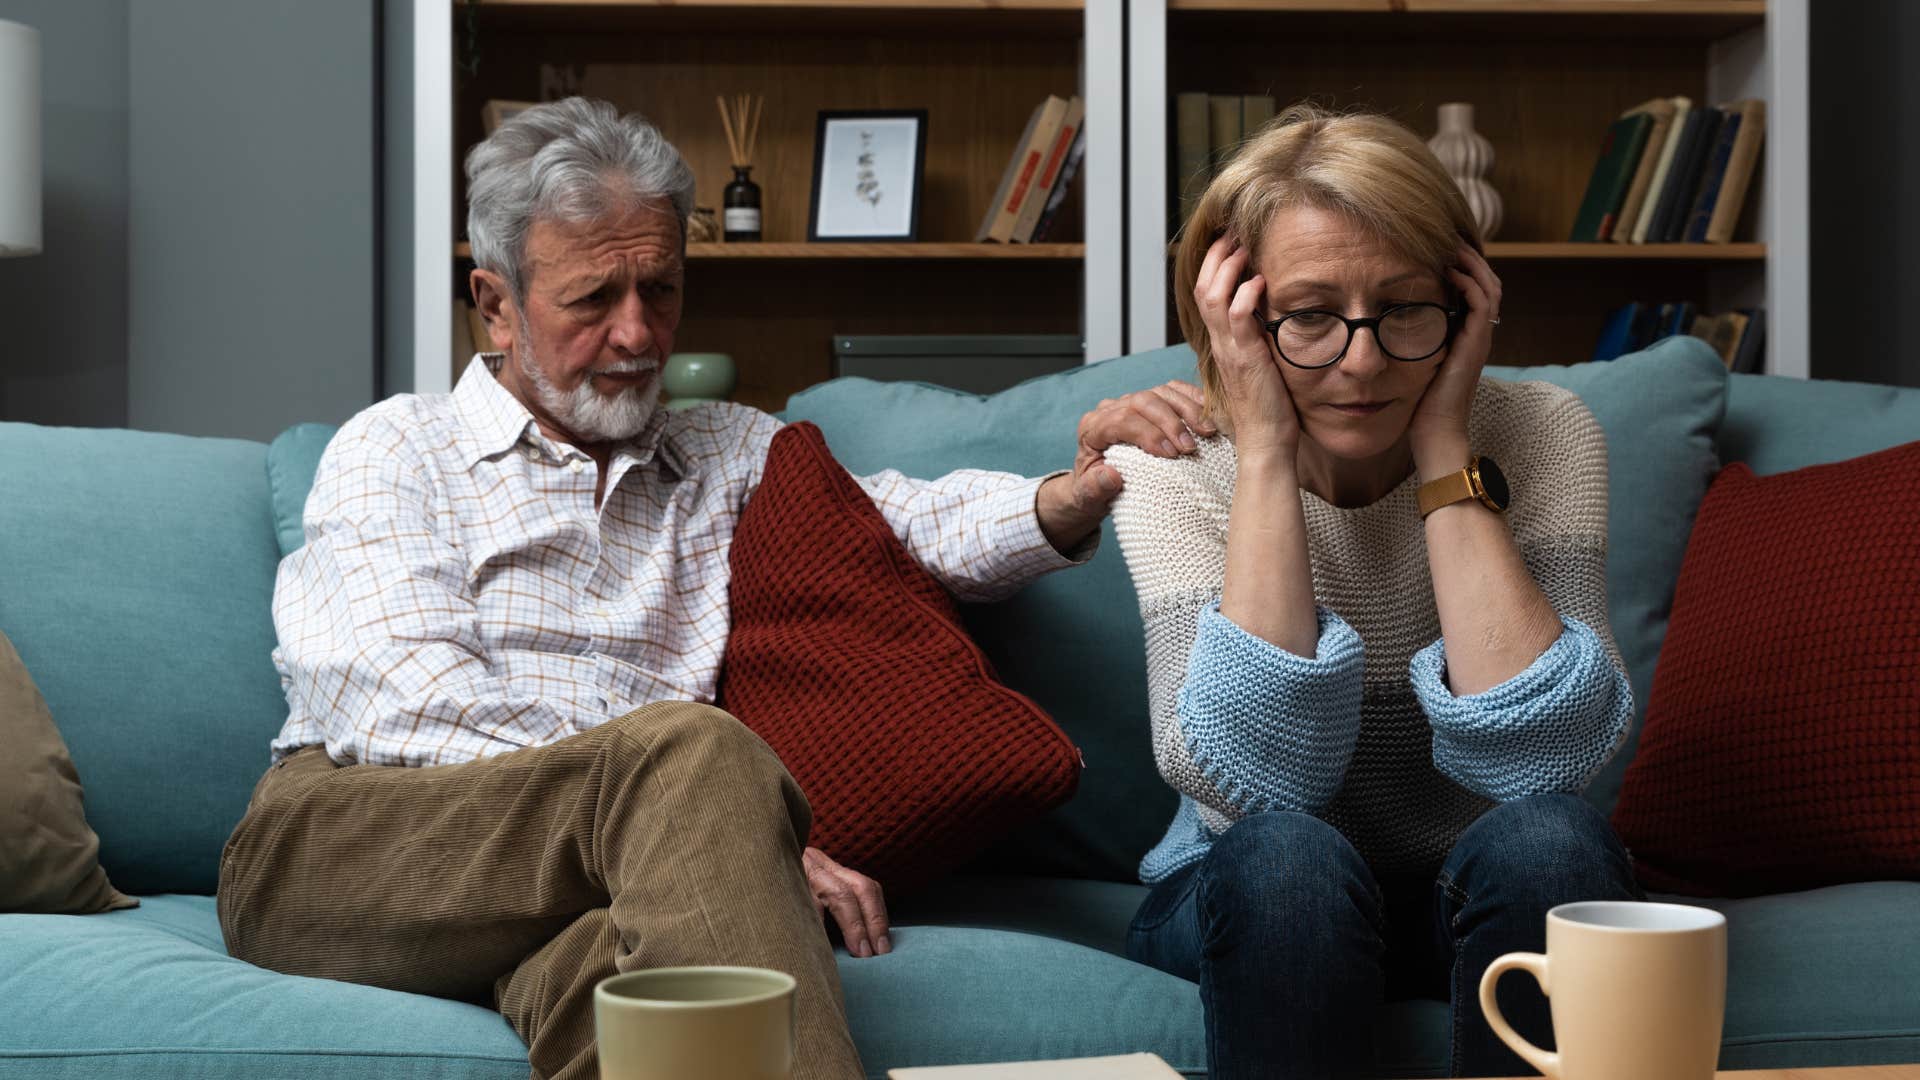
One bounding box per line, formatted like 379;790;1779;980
808;110;928;242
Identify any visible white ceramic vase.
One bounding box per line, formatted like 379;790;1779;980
1429;103;1504;242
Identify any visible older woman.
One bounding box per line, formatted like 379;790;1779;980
1105;105;1642;1078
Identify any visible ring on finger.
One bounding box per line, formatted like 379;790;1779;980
1489;315;1502;326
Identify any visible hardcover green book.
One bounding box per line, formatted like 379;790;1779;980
1568;113;1655;242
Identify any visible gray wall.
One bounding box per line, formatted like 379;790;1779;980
0;0;128;429
382;0;413;401
1811;1;1920;388
127;0;378;440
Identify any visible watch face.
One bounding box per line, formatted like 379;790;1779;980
1476;456;1511;510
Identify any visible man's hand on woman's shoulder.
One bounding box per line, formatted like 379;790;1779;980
1035;380;1216;553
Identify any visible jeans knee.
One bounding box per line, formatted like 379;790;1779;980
1202;812;1375;928
1448;794;1633;903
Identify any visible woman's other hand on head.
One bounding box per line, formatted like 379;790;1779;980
1196;234;1301;464
1409;242;1502;471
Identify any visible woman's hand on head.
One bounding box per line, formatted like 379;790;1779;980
1196;234;1301;464
1409;243;1502;473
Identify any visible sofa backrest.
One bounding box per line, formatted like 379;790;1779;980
0;423;287;896
1722;371;1920;476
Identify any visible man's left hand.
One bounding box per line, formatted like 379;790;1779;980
804;846;890;959
1038;380;1216;552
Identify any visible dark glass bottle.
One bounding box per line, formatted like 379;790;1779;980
723;166;762;242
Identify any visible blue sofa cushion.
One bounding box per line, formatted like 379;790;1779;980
1722;371;1920;476
266;423;338;556
0;897;1212;1080
0;424;288;896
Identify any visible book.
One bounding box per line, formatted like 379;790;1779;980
1629;96;1692;243
1241;93;1275;137
1592;302;1642;362
1642;105;1713;245
1030;126;1086;242
1706;98;1767;243
987;95;1071;244
1707;310;1750;369
1569;112;1655;242
1682;109;1744;243
1657;106;1726;244
1611;98;1678;244
975;101;1048;243
1730;307;1767;374
1012;96;1083;243
890;1054;1184;1080
1208;93;1243;173
1174;92;1212;224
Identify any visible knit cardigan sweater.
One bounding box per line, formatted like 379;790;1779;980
1107;378;1633;884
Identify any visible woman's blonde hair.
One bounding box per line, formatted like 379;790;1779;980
1174;103;1483;420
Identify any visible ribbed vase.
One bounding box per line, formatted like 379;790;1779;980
1429;103;1504;241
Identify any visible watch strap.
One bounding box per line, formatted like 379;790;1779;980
1418;463;1478;518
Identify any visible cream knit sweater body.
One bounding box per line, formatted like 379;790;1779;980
1107;377;1631;882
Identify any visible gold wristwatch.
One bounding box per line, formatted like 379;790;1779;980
1417;455;1510;518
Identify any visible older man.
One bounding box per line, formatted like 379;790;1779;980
215;98;1210;1080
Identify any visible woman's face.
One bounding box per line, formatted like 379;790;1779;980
1252;205;1450;461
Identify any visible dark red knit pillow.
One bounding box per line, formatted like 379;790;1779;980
1611;439;1920;897
717;422;1081;894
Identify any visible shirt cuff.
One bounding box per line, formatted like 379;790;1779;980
989;471;1099;583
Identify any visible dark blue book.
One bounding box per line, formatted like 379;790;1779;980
1683;112;1743;242
1731;307;1767;374
1592;302;1641;362
1660;108;1726;243
1646;107;1716;245
1662;300;1698;340
1628;303;1662;352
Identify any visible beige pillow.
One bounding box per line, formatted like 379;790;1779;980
0;629;136;913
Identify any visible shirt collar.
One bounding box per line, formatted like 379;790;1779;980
450;353;676;474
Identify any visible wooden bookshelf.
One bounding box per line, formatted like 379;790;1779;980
1145;0;1782;371
446;0;1098;409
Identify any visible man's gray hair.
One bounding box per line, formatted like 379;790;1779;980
465;97;695;300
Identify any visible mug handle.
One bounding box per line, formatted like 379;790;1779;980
1479;952;1561;1079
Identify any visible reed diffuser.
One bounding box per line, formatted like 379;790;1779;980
716;94;764;242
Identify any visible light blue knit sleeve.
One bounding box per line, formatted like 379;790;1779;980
1412;616;1632;802
1176;601;1367;817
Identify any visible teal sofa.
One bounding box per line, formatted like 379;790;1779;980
3;335;1917;1079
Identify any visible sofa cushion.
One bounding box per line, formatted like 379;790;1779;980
0;630;135;914
1721;371;1920;477
0;424;288;896
1612;442;1920;897
0;896;1215;1080
718;423;1082;893
266;422;338;556
786;336;1728;878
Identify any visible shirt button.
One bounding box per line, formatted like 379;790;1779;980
568;459;586;474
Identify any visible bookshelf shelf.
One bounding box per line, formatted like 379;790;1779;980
1484;243;1766;261
453;242;1085;261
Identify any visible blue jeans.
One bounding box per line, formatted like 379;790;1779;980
1126;795;1642;1079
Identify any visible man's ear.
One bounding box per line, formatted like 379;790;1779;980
469;268;518;354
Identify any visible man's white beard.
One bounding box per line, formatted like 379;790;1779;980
519;341;661;442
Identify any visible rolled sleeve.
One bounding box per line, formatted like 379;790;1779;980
1413;616;1633;802
1177;602;1366;817
858;468;1093;603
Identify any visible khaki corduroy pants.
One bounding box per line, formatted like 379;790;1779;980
216;701;863;1080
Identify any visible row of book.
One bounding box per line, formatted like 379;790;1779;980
1570;96;1766;244
1173;93;1276;223
976;95;1086;244
1593;301;1766;374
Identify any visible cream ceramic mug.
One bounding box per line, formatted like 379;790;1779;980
1480;900;1727;1080
594;966;796;1080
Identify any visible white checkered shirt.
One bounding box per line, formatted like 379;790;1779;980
269;355;1088;768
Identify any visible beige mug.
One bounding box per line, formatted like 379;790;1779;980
1480;900;1727;1080
594;966;796;1080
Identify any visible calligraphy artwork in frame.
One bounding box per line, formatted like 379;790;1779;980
808;110;928;242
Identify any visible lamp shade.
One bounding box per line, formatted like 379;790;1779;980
0;19;42;257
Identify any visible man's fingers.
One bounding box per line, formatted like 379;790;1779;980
1126;392;1196;454
846;871;892;956
822;882;871;958
1153;383;1216;435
